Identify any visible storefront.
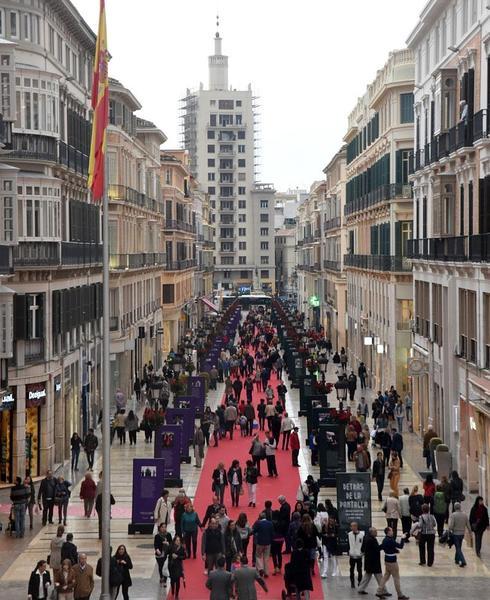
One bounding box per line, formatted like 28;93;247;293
25;382;46;477
0;387;15;483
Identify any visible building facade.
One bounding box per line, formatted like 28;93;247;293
344;49;414;394
0;0;101;482
407;0;490;501
181;28;275;293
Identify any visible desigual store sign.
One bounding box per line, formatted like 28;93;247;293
25;382;46;476
26;383;47;407
0;387;15;483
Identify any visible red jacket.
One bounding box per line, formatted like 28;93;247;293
79;478;96;500
290;431;300;450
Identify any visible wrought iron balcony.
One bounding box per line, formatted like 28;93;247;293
407;234;490;262
323;259;341;271
61;242;102;265
109;184;163;213
13;241;60;267
344;183;412;216
344;253;412;272
324;216;341;231
110;252;166;270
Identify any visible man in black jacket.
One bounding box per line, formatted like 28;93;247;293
61;532;78;565
278;495;292;553
201;496;225;528
372;452;386;502
391;429;404;468
357;528;390;596
37;470;56;526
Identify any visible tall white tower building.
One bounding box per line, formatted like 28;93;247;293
181;23;275;293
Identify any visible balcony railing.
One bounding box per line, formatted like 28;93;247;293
166;259;197;271
323;259;341;271
407;234;490;262
344;253;412;272
109;184;163;213
61;242;103;265
109;316;119;331
58;141;89;176
344;183;412;216
8;133;58;162
24;339;45;363
13;241;60;266
324;216;341;231
110;252;166;270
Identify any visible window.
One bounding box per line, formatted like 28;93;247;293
400;93;414;123
471;0;478;24
239;241;246;250
22;13;30;40
238;145;245;153
210;99;216;106
208;186;215;195
238;214;246;222
451;4;457;45
238;130;245;139
9;11;18;37
238;200;246;209
432;283;443;346
208;159;215;167
260;241;269;250
238;173;246;181
208;173;215;181
260;256;269;264
239;228;246;236
425;37;430;75
260;199;269;208
260;214;269;222
462;0;468;33
238;187;246;195
57;34;63;62
221;256;234;265
260;227;269;236
236;100;242;107
31;14;39;44
236;114;242;124
207;144;215;153
238;159;246;167
239;256;246;264
210;114;217;126
260;270;269;278
219;100;234;109
441;15;447;59
0;9;4;37
223;270;231;278
459;288;476;361
435;25;440;64
162;284;175;304
1;192;14;242
165;169;172;185
207;130;215;139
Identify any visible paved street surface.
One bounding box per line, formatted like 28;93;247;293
0;360;488;599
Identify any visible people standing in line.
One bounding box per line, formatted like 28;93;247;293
125;410;139;445
181;503;202;559
383;492;401;539
206;555;233;600
244;459;258;508
372;451;386;502
228;459;243;508
113;545;133;600
469;496;489;558
83;429;98;471
193;424;205;469
290;427;301;467
448;502;471;567
54;476;71;526
54;558;75;600
320;516;339;578
61;532;78;565
154;489;172;528
348;521;364;589
79;472;96;519
72;553;94;600
38;470;57;526
212;463;228;506
223;520;243;571
290;539;314;600
264;435;278;477
448;470;465;510
253;512;274;578
233;555;268;599
418;504;437;567
376;526;409;600
70;433;82;471
201;518;225;575
27;559;51;600
154;522;172;586
50;525;65;582
25;474;36;531
357;527;388;596
10;476;30;538
388;450;401;494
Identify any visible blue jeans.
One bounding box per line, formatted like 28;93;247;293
453;534;466;565
71;448;80;469
13;503;26;537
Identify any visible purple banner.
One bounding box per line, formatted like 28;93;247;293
187;376;206;416
154;425;182;485
165;407;196;459
131;458;165;526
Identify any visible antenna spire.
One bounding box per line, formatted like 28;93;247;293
216;14;220;38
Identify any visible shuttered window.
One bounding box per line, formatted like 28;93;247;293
400;93;414;123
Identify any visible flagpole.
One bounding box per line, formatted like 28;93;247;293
100;151;111;599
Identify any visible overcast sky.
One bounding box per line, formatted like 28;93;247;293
73;0;427;191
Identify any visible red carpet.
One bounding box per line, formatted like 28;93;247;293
185;339;323;598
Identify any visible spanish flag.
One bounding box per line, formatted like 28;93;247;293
88;0;109;202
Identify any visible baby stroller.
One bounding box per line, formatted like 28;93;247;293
281;562;298;600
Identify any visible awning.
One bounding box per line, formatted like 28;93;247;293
200;297;219;312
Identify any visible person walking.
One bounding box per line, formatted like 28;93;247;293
448;471;465;510
358;362;367;390
353;444;371;473
193;425;205;469
376;526;409;599
133;377;142;403
154;489;172;528
95;473;115;540
257;399;266;431
417;504;437;567
54;476;71;526
201;518;225;574
49;525;65;582
372;452;386;502
383;492;401;539
391;429;404;468
83;429;98;471
388;450;401;494
357;527;389;596
181;502;202;559
399;488;412;541
264;399;276;430
61;532;78;565
422;425;438;470
206;556;233;600
228;459;243;508
280;412;294;450
433;485;447;538
320;516;339;578
224;403;238;440
223;520;243;571
72;553;94;600
212;463;228;505
448;502;471;567
113;410;127;445
249;434;264;476
233;378;243;402
469;496;489;558
113;545;133;600
290;427;301;467
10;476;30;538
264;435;278;477
125;410;139;445
27;560;51;600
70;433;82;471
54;558;75;600
253;512;274;577
168;536;186;599
348;521;364;589
154;522;172;586
79;472;96;519
394;402;404;433
173;489;191;539
236;512;252;558
244;400;256;437
245;459;258;508
25;474;36;531
290;539;314;600
38;470;57;526
234;555;268;599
